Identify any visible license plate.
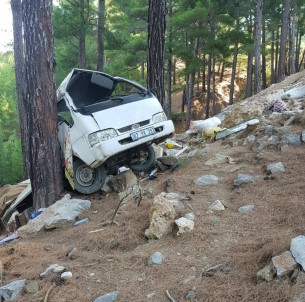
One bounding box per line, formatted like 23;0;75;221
130;127;156;141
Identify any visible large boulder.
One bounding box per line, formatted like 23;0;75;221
145;193;176;239
17;194;91;238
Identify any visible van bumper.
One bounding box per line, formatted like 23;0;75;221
89;120;175;168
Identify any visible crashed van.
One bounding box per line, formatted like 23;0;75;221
56;69;175;194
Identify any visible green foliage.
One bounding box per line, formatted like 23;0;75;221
0;133;24;186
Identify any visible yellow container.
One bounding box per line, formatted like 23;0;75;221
166;142;174;149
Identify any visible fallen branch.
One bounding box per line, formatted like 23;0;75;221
89;228;105;234
165;290;177;302
44;283;55;302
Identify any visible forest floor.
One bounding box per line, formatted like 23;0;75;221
1;71;305;301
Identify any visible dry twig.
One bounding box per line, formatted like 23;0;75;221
165;290;177;302
44;282;55;302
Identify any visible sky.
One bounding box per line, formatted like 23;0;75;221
0;0;59;53
0;0;13;52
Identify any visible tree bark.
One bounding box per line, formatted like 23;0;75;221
261;16;267;89
22;0;63;209
205;53;212;119
254;0;262;94
278;0;291;82
78;0;86;68
97;0;105;71
229;38;239;105
271;30;276;84
147;0;166;108
289;0;296;75
11;0;29;179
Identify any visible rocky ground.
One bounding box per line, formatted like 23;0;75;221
1;70;305;302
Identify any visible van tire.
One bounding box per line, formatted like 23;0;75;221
129;145;156;172
73;159;106;194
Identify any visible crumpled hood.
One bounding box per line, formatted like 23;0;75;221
91;97;163;130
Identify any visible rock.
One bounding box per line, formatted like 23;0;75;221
281;85;305;99
175;217;194;235
108;170;138;192
164;149;180;156
208;200;225;211
18;195;91;238
148;252;164;265
53;266;66;273
61;271;72;280
272;251;297;277
266;162;285;174
144;194;176;239
163;178;176;193
101;177;113;193
185;290;196;300
24;281;38;294
187;150;198;158
238;205;255;213
40;264;60;278
67;247;78;260
243;135;256;145
234;174;255;187
184;212;195;221
0;279;26;301
257;263;276;282
302;130;305;143
291;235;305;270
147;292;156;299
204;154;234;166
193;175;219;186
281;133;301;147
74;217;90;226
93;291;119;302
296;271;305;284
152;144;164;159
158;156;178;166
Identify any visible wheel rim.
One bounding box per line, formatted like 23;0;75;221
75;164;95;187
131;149;149;165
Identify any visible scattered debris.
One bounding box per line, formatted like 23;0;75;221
93;291;119;302
238;205;255;213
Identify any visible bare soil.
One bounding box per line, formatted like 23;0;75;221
2;72;305;302
1;137;305;302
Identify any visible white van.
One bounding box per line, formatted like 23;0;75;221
57;69;175;194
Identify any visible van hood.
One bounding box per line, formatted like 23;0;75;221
91;97;163;130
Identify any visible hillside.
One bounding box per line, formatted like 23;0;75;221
1;70;305;302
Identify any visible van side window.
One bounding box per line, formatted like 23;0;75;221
57;99;74;126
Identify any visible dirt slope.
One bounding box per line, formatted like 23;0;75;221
1;72;305;302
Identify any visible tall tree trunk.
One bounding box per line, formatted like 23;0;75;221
220;60;225;82
245;53;253;98
275;29;279;82
295;27;302;71
205;53;212;119
97;0;105;71
271;30;276;84
254;0;262;94
212;53;216;115
173;59;176;85
201;54;206;93
78;0;86;68
289;0;297;75
147;0;166;107
166;0;173;119
22;0;63;209
229;39;239;105
11;0;29;179
278;0;291;82
261;16;267;89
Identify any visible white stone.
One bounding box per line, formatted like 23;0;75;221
208;200;225;211
175;217;194;236
291;235;305;271
61;271;73;280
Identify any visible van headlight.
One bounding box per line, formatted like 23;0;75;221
152;112;167;123
88;129;118;146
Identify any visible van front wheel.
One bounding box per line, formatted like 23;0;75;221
73;159;106;194
128;145;156;172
